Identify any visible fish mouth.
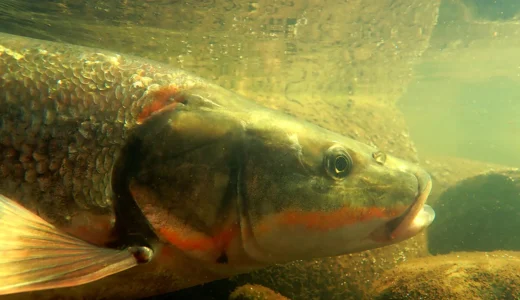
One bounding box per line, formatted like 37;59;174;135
383;171;435;241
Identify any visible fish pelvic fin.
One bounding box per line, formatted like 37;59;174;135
0;194;152;295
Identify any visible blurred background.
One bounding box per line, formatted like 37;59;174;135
2;1;520;299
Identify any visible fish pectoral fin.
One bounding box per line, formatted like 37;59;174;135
0;194;148;295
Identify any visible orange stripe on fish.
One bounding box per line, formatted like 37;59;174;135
258;206;405;233
128;182;240;256
158;224;240;253
137;86;185;124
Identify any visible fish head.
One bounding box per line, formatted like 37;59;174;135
117;86;434;267
238;110;435;263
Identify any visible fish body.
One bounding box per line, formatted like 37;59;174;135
0;33;435;299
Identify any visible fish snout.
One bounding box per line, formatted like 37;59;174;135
371;157;435;243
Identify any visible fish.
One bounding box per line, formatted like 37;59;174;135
0;32;435;299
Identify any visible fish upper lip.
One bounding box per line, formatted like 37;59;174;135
386;170;433;240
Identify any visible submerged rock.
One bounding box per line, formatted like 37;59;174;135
428;169;520;254
372;251;520;300
231;234;428;300
229;284;289;300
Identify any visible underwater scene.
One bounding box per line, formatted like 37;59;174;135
0;0;519;299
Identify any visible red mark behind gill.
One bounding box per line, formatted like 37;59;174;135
137;86;185;124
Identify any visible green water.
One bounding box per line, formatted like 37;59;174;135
399;0;520;168
400;75;520;167
1;0;520;299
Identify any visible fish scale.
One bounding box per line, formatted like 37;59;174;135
0;33;199;227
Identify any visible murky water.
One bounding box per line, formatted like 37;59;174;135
1;0;519;299
399;0;520;168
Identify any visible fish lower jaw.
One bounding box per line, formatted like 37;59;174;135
369;203;435;245
393;204;435;240
389;179;434;241
413;205;435;228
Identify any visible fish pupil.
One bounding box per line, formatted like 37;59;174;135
335;156;348;173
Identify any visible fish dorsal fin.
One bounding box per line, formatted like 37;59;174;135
0;194;150;295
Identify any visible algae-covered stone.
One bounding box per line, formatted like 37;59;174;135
428;169;520;254
419;156;516;205
231;234;428;300
372;251;520;300
229;284;289;300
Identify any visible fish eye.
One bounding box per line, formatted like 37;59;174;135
324;145;353;179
